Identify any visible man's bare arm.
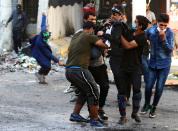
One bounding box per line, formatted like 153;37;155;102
95;39;109;48
121;35;138;49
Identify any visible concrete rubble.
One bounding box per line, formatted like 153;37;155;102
166;72;178;86
0;49;64;74
0;51;37;73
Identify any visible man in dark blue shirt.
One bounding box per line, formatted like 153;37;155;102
141;13;174;118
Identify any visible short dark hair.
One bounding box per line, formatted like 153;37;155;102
83;21;95;29
83;12;96;20
157;13;169;23
136;15;149;30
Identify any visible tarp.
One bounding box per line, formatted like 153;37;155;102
49;0;83;7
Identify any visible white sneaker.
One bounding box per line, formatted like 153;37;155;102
35;72;42;81
39;75;48;84
70;94;78;102
64;85;77;94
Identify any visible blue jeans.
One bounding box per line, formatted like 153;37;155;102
142;55;149;85
145;66;170;107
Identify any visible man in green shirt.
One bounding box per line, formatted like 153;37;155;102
65;21;108;127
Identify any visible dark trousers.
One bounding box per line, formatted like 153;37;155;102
12;29;22;54
109;57;122;91
39;67;51;76
109;57;131;96
118;70;142;116
66;68;99;106
89;64;110;108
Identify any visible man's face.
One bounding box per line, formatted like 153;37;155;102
158;22;168;31
111;13;122;22
134;18;144;31
86;15;96;24
16;6;22;13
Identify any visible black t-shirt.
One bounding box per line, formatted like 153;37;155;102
142;39;149;56
110;21;134;57
120;33;148;72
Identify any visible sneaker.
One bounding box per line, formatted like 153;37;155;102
98;110;108;120
35;73;43;82
39;75;48;84
140;104;151;115
149;106;157;118
118;116;127;125
39;81;48;84
90;119;104;127
64;85;77;94
131;113;141;123
87;116;104;124
69;94;78;102
69;113;88;123
126;100;131;106
75;88;80;96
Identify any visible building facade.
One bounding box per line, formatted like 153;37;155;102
0;0;176;51
0;0;83;50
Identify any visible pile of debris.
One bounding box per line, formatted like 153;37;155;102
166;72;178;86
0;51;39;74
0;50;65;74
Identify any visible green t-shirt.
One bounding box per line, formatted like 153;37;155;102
66;31;99;69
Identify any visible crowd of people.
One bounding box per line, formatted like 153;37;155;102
5;3;174;128
65;3;174;128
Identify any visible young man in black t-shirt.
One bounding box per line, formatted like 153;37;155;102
118;15;149;124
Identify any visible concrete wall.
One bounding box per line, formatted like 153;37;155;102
0;0;18;51
37;0;49;33
132;0;146;24
48;3;83;39
36;0;83;39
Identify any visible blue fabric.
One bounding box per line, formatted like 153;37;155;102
146;25;174;69
65;66;80;69
70;113;88;122
142;55;149;85
31;34;59;68
7;10;27;30
117;95;126;116
145;66;170;106
90;119;103;127
41;14;47;31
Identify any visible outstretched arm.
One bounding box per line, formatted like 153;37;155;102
5;13;13;27
41;13;47;31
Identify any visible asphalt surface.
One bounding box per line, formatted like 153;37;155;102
0;67;178;131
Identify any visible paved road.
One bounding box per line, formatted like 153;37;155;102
0;68;178;131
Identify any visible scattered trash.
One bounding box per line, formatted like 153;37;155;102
166;73;178;86
0;48;65;74
173;72;178;77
